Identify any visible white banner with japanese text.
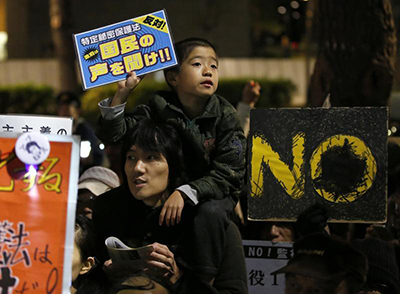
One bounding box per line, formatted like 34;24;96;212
0;115;73;136
243;240;293;294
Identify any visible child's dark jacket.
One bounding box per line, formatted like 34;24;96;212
96;91;246;205
93;185;187;254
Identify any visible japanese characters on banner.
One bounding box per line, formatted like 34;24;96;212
243;240;293;294
0;115;73;136
0;133;80;293
73;9;178;90
248;107;388;222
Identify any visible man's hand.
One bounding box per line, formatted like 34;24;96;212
296;203;329;238
241;80;261;108
110;71;145;106
103;259;113;268
145;242;182;285
159;190;185;226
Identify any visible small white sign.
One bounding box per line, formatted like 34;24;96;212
0;115;73;135
243;240;293;294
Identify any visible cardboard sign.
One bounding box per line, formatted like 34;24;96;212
243;240;292;294
0;133;80;293
73;9;177;90
248;107;388;222
0;115;73;136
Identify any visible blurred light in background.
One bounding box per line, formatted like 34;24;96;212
80;141;91;158
290;1;300;9
99;143;105;150
0;0;6;60
292;11;301;19
0;32;8;60
278;6;287;14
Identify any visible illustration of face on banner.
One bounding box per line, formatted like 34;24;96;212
248;107;388;222
0;133;79;293
73;9;177;90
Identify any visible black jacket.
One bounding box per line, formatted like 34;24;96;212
96;91;246;206
92;185;248;294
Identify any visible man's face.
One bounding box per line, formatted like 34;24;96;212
266;222;294;242
124;145;169;207
285;274;348;294
57;104;70;117
57;103;79;119
76;190;96;219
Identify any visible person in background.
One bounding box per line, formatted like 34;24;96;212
57;91;104;174
72;215;110;294
236;80;261;138
244;221;295;242
232;80;261;230
104;142;123;181
77;166;120;219
272;233;367;294
352;237;400;294
233;80;261;230
243;202;329;243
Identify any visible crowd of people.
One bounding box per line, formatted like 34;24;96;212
67;37;400;294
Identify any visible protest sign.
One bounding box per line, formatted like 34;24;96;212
73;9;177;90
248;107;388;222
243;240;292;294
0;133;79;293
0;115;73;136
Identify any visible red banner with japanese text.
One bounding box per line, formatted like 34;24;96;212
0;134;79;293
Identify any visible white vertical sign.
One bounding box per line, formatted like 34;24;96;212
243;240;293;294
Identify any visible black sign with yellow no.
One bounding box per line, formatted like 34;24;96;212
248;107;387;222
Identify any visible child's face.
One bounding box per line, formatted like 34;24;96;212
173;46;218;102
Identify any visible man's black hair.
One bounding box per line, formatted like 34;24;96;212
121;119;187;193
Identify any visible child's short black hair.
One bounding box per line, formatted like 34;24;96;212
164;37;218;88
121;119;187;193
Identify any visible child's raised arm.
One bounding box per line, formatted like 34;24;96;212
96;71;151;144
110;71;144;106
